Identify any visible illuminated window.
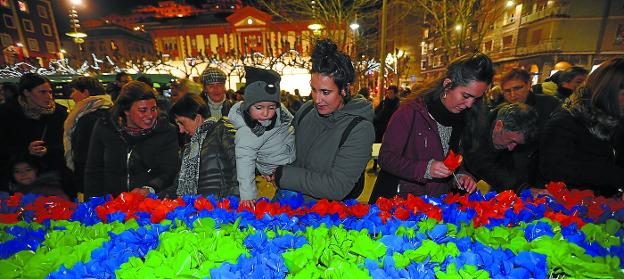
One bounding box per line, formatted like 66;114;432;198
3;15;15;28
22;19;34;32
46;41;56;53
502;35;513;48
18;1;28;12
0;33;12;47
41;24;51;36
27;38;39;51
37;5;48;18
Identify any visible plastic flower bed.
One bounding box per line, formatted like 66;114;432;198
0;182;623;278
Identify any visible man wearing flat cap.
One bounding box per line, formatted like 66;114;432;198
200;67;233;117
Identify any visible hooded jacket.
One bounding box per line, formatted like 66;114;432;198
228;101;296;200
84;116;180;198
277;97;374;201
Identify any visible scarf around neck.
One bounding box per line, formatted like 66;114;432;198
424;91;465;151
177;117;219;196
18;95;56;120
206;96;225;117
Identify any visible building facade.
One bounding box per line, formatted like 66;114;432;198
82;24;157;63
0;0;62;66
144;6;350;61
420;0;624;83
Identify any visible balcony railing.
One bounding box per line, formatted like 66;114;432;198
520;4;570;24
516;38;562;56
486;47;516;60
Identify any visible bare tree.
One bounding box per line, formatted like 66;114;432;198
415;0;505;59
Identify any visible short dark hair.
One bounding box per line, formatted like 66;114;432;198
111;81;156;121
115;72;130;82
358;87;370;98
387;85;399;94
70;77;106;96
495;102;539;143
8;153;42;184
500;68;531;85
136;75;153;88
18;73;50;96
559;66;588;84
170;93;209;119
310;39;355;101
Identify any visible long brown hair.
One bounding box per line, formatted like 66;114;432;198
585;58;624;118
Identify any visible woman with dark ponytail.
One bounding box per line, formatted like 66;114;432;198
370;53;494;201
269;39;375;201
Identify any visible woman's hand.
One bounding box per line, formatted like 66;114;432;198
130;187;150;196
240;199;256;209
455;174;477;193
429;161;452;178
29;141;47;157
262;174;274;183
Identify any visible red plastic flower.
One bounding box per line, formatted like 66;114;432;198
443;150;463;172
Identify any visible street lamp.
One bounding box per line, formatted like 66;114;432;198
505;0;515;8
349;22;360;31
307;23;324;37
66;0;87;59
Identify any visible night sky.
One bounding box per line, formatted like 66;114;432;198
53;0;257;33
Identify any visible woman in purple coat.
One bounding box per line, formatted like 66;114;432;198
371;53;494;200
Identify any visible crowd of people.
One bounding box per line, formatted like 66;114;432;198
0;39;622;203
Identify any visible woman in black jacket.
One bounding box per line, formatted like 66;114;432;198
84;81;180;198
163;94;238;198
540;58;624;197
0;73;71;197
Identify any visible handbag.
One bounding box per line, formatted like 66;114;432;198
368;110;416;204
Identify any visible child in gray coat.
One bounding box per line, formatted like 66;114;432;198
228;66;296;207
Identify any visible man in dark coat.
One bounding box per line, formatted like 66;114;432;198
498;69;561;187
369;85;400;173
106;72;131;102
499;69;561;129
199;67;232;117
463;103;539;192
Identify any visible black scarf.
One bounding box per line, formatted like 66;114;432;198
557;86;574;100
424;91;466;151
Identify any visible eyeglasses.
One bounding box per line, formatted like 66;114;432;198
502;85;526;95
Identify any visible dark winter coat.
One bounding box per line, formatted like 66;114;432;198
378;97;466;197
540;107;624;197
71;109;109;192
373;96;400;143
0;98;67;187
160;117;238;198
524;92;561;130
84;116;180;198
463;108;533;192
